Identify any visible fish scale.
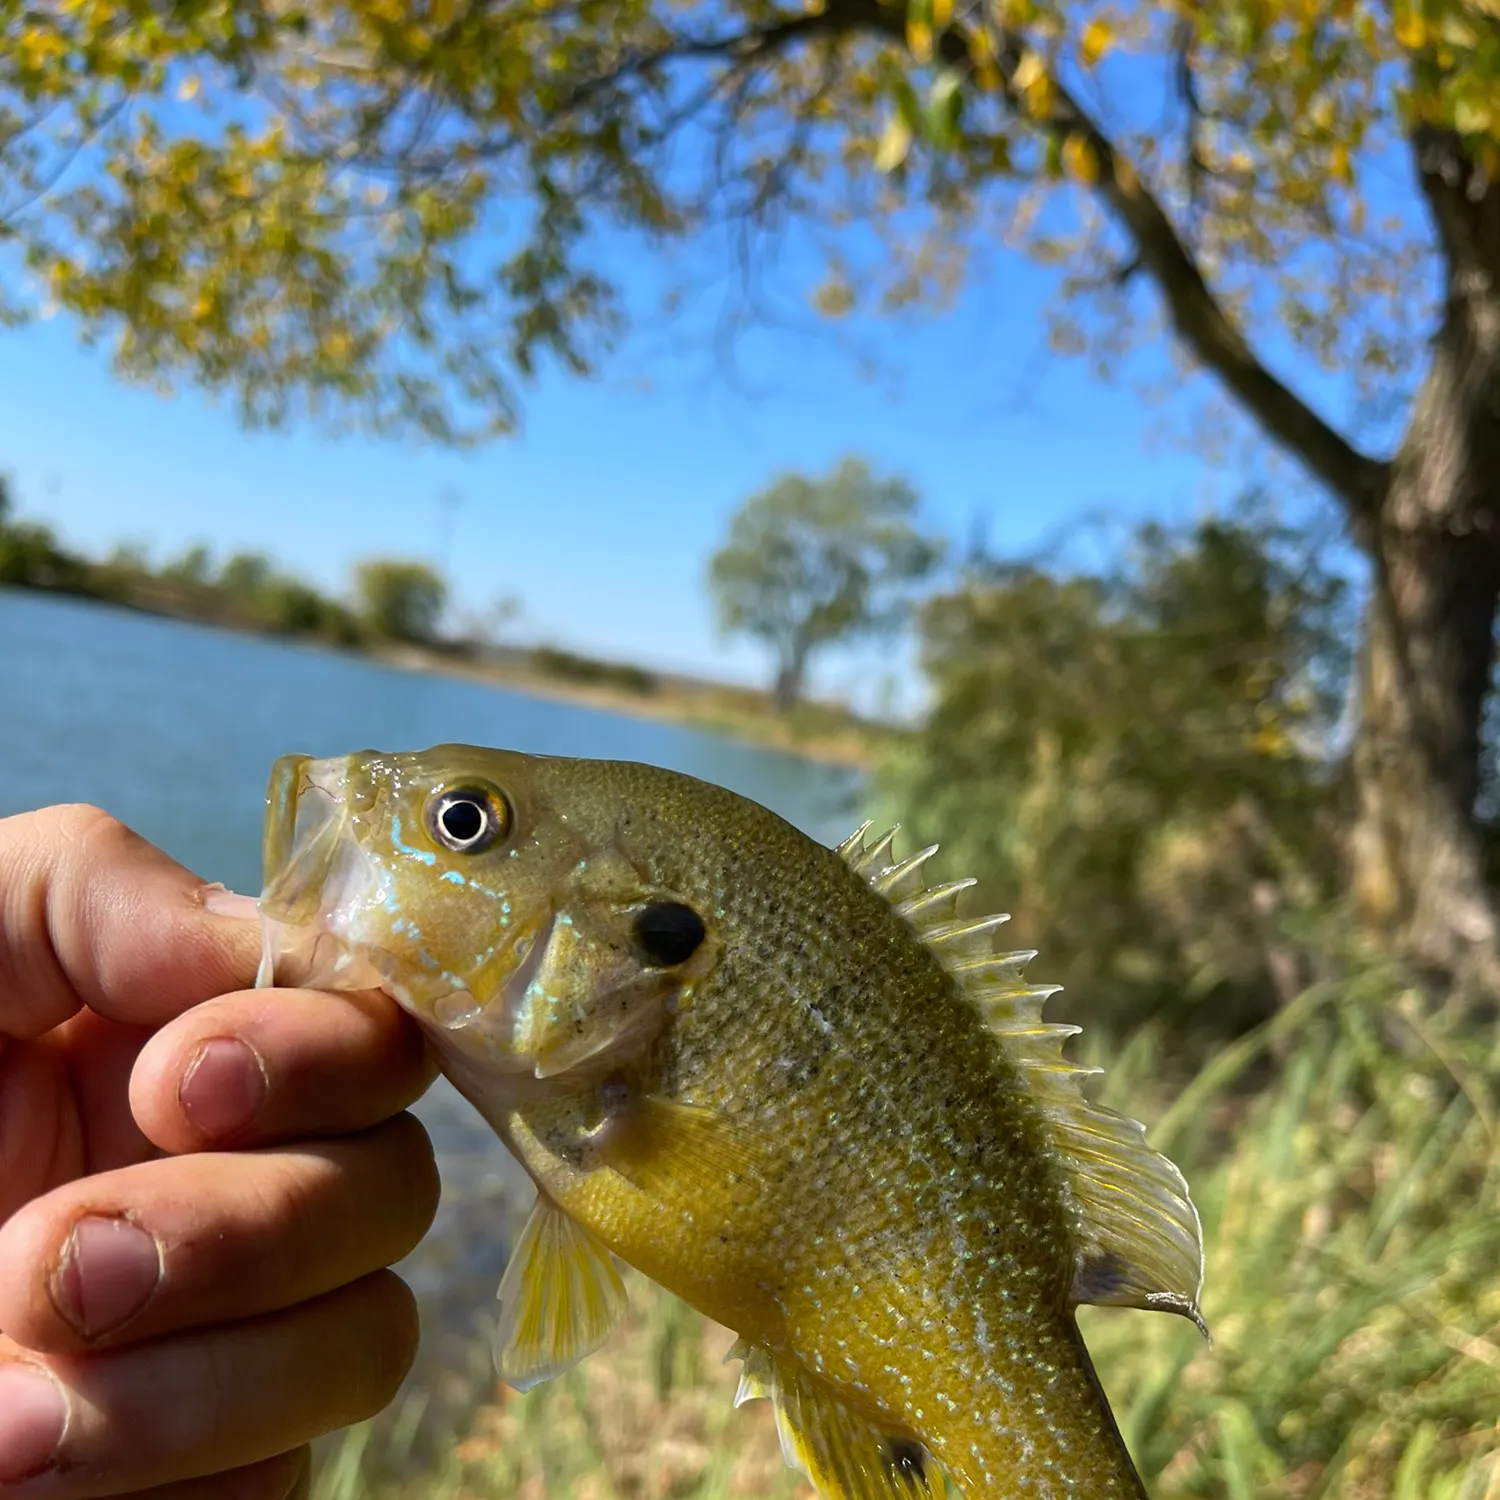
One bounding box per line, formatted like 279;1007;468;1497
256;745;1204;1499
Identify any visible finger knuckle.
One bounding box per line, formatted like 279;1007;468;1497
43;803;136;855
350;1273;420;1419
388;1114;442;1231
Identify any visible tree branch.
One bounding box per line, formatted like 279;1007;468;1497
1411;125;1500;296
848;4;1391;531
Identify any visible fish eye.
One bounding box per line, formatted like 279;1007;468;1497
632;901;707;967
426;785;509;854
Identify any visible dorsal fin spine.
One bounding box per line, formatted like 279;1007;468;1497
835;822;1207;1335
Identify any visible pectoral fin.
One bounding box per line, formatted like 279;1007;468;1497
726;1341;940;1500
492;1196;629;1392
595;1094;772;1200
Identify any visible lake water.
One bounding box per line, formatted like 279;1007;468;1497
0;586;862;1394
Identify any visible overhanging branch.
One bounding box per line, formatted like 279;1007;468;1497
893;7;1388;529
646;1;1391;530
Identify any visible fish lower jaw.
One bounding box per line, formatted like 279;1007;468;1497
255;915;388;995
254;913;459;1022
255;902;565;1082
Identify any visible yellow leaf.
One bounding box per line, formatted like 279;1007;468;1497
1025;71;1055;119
906;0;933;61
1393;6;1426;48
1330;142;1353;183
932;0;952;28
1079;17;1113;69
812;275;855;318
1455;98;1493;135
874;114;913;173
1012;49;1055;117
1012;49;1044;92
1253;722;1290;758
1062;132;1098;184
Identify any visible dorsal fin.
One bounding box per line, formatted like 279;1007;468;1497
839;824;1207;1337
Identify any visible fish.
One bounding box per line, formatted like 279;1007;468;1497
254;744;1206;1499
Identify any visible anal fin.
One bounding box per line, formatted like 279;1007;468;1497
493;1196;629;1392
727;1341;940;1500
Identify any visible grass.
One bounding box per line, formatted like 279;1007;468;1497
318;1277;812;1500
316;942;1500;1500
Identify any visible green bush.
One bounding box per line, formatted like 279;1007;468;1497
531;645;658;696
873;516;1352;1049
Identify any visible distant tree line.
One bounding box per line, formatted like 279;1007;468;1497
0;478;670;700
0;476;458;650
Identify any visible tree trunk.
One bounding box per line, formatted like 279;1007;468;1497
1350;131;1500;973
1351;516;1500;969
772;648;807;713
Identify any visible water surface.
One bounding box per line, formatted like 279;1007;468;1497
1;587;862;1382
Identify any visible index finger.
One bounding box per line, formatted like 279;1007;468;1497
0;805;264;1040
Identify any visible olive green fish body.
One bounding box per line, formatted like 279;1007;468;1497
256;748;1204;1500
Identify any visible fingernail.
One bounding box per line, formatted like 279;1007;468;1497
180;1037;267;1141
203;886;260;921
0;1362;68;1483
53;1215;162;1341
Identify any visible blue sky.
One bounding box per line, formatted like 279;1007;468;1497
0;185;1343;709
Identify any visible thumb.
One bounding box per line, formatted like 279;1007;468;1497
0;805;263;1041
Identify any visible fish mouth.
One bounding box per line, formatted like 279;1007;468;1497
255;752;391;996
255;753;553;1064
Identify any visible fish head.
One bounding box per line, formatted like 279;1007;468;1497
257;745;720;1081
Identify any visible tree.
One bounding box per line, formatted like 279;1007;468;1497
218;552;276;604
6;1;1500;967
709;458;940;710
354;558;448;643
878;511;1352;1046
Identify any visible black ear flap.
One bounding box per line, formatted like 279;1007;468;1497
632;902;707;967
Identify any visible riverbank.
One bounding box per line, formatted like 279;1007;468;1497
370;640;890;769
2;576;887;769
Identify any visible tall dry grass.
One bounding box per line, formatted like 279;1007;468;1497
317;945;1500;1500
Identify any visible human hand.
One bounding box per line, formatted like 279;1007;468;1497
0;805;441;1498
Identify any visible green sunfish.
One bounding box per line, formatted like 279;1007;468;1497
255;744;1205;1499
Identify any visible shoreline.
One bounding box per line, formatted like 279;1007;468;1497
5;583;883;770
368;641;884;770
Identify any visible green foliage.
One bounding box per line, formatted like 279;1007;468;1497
530;645;658;696
876;510;1353;1044
709;458;941;711
219;551;276;604
158;543;213;590
0;516;85;590
0;489;90;590
1;0;1484;443
0;494;370;644
354;558;448;643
